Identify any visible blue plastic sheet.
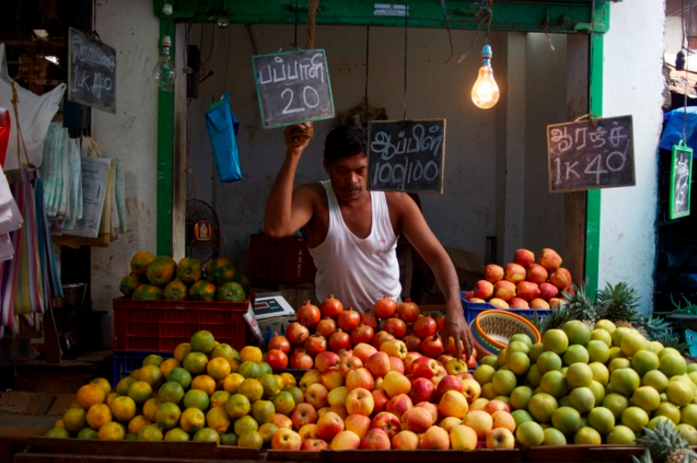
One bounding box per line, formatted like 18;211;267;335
206;92;242;182
660;107;697;156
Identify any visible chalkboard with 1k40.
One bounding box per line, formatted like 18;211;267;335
547;115;635;192
368;119;446;193
252;49;335;129
68;28;116;114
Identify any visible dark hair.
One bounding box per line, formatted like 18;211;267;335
324;125;367;163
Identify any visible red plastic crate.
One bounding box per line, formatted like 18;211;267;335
112;296;252;352
248;233;316;284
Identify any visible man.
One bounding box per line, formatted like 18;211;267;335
264;122;473;358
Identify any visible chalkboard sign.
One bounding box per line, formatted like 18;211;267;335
68;28;116;114
669;141;693;219
547;116;635;192
252;49;334;129
367;119;446;193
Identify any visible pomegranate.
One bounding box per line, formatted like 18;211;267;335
316;317;337;338
286;322;310;346
290;350;314;369
413;316;438;340
434;313;445;333
267;334;291;354
337;306;361;332
397;298;420;323
328;329;351;352
374;295;398;319
320;294;344;319
421;334;444;358
402;334;422;352
265;349;288;372
297;300;321;328
361;311;379;330
350;324;375;346
383;317;408;339
305;334;327;357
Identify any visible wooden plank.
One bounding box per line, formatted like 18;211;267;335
267;449;323;460
26;437;219;459
15;454;230;463
321;449;519;463
217;446;261;459
587;445;646;463
524;444;592;462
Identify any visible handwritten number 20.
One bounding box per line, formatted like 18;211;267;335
281;86;320;115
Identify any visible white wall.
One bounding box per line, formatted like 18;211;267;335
600;0;665;311
92;0;160;345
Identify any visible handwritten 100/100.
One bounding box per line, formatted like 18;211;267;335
549;124;631;186
71;33;114;100
370;124;443;189
256;53;328;116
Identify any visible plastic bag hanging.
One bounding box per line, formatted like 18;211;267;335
205;92;242;183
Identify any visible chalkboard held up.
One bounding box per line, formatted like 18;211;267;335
252;49;335;129
367;119;446;194
547;115;635;193
68;28;116;114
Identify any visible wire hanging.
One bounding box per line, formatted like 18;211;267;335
403;0;409;120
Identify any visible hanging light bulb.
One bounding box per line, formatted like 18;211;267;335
471;44;500;109
153;35;175;92
217;15;230;28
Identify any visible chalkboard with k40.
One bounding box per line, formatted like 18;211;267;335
252;49;335;129
547;115;635;192
368;119;446;193
68;28;116;114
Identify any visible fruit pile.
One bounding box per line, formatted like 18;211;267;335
45;331;302;447
473;319;697;448
465;248;573;310
119;251;248;302
277;296;475;372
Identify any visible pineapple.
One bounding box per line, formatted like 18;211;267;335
632;449;653;463
536;284;596;333
597;281;640;323
637;420;697;463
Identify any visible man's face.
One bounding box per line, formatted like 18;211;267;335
324;153;369;202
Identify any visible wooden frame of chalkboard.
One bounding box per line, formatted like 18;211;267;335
367;119;446;194
252;49;335;129
547;115;635;193
669;142;693;219
68;28;116;114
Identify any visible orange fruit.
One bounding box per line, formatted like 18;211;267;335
180;407;206;433
177;257;202;285
207;357;232;381
272;391;296;416
237;430;263;449
191;330;217;355
119;273;142;298
238;361;261;379
105;392;119;407
225;393;251;419
238;379;264;402
174;343;192;363
189;280;216;302
233;415;259;436
258;374;281;398
77;428;98;440
146;256;177;287
155;402;181;431
280;373;296;387
166;367;193;389
211;391;231;409
62;407;87;434
130;251;156;277
220;433;238;446
160;358;180;379
212;343;240;363
251;400;275;424
205;257;236;286
283;386;304;406
222;373;245;394
183;352;209;375
109;396;136;423
193;427;221;443
164;428;190;442
158;381;185;404
206;406;231;434
138;364;164;388
44;427;69;438
90;378;112;395
191;375;217;396
132;284;163;300
183;389;210;411
258;422;278;444
129;369;140;379
127;415;150;435
240;346;263;364
76;383;106;410
98;422;125;441
137;424;163;441
53;419;65;428
142;398;161;422
115;377;136;396
163;279;188;301
86;403;112;430
127;381;153;406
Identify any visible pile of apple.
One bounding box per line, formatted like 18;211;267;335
266;337;513;451
273;296;475;372
473;320;697;448
465;248;573;310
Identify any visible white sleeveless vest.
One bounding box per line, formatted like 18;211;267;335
308;180;401;313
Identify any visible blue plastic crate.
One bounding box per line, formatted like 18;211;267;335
462;291;553;324
112;350;173;386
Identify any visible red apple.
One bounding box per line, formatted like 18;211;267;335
436;374;464;398
526;263;549;284
484;265;504;283
530;298;550;309
439;390;469;419
538;248;562;271
504;263;527;284
345;387;374;416
372;330;395;349
402;406;434;434
483;399;510;415
514;248;536;268
272;413;293;429
485;427;516;449
416;401;439;424
494;280;516;302
345;367;374;391
299;369;321;392
382;370;411;398
301;438;328;451
386;393;413;419
361;428;391;450
491;410;516;432
371;388;389;413
391;430;419;450
409;377;435;403
344;412;371;439
365;351;391;378
404;352;423;373
418;426;450;449
315;351;340;373
488;298;510;309
330;430;361;450
421;335;444;358
298;423;318;441
549;267;572;289
337;348;353;359
316;411;344;441
464;410;493;439
389;357;405;374
539;282;559;301
397;298;420;324
461;378;482;403
304;383;329;409
380;338;408;359
412;357;439;379
371;411;402;439
271;427;302;450
320;367;343;390
337;355;363;378
291;403;318;430
353;343;378;363
516;281;540;302
450;424;478;450
508;297;530;309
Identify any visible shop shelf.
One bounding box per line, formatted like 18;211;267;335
112;296;252;352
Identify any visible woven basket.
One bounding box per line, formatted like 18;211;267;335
469;319;498;357
474;309;541;349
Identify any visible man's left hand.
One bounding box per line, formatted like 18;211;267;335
443;302;474;360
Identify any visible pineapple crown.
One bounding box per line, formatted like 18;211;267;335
632;449;653;463
597;281;640;322
637;421;689;463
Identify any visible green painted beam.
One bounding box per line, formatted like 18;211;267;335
157;19;175;256
584;20;605;297
153;0;608;34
